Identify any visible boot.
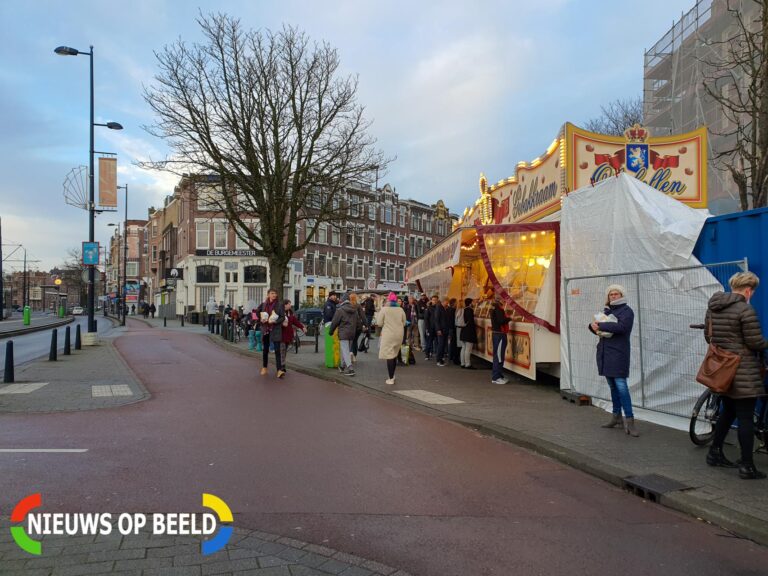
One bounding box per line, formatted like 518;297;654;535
706;446;737;468
601;413;623;429
624;417;640;437
738;462;767;480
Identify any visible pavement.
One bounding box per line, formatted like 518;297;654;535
4;313;768;555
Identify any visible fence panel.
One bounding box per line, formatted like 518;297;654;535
564;260;747;418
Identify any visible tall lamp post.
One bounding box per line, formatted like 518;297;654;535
107;223;121;320
55;45;123;334
116;184;128;326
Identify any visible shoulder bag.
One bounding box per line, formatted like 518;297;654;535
695;319;740;393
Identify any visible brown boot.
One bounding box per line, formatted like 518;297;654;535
624;417;640;437
601;413;623;428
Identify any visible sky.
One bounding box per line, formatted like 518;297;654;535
0;0;697;273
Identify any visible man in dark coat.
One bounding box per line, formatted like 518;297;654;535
329;294;361;376
459;298;478;369
322;291;339;324
416;294;429;351
424;300;435;360
432;295;449;366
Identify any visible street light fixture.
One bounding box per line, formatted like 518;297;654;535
55;44;123;334
116;184;128;327
107;223;121;320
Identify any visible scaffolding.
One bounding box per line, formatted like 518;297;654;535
643;0;759;214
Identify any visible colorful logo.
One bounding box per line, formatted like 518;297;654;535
201;493;233;555
11;493;42;555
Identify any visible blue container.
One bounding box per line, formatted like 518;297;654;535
693;206;768;329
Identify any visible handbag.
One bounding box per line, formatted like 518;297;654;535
695;319;740;393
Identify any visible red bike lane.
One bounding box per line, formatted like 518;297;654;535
2;323;768;576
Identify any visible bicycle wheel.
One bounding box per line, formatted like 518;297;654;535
689;389;721;446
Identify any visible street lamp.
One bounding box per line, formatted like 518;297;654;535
107;223;121;320
116;184;128;326
55;44;123;334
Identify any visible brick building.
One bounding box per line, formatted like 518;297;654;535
106;218;148;313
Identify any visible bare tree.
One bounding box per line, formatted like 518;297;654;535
141;13;390;289
584;97;644;136
699;0;767;210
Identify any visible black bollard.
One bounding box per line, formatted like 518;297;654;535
64;326;71;355
49;329;58;361
181;315;185;327
221;320;228;340
163;317;167;328
216;319;221;335
3;341;14;383
75;324;82;350
315;321;320;353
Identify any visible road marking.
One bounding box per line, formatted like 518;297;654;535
92;385;134;397
0;383;48;394
394;390;465;405
0;449;88;453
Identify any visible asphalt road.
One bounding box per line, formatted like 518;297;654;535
2;323;768;576
0;315;113;377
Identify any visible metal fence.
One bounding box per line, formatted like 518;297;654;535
563;260;747;419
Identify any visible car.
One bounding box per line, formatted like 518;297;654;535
71;306;84;315
296;307;323;327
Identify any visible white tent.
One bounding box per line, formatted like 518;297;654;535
559;173;721;421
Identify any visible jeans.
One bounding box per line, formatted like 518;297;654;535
712;396;757;464
207;314;215;331
262;332;283;371
418;319;426;349
605;377;634;418
460;342;474;367
424;332;434;357
339;340;352;369
435;333;447;363
491;332;507;380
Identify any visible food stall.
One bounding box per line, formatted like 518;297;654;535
407;122;708;380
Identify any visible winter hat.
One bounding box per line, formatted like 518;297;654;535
340;293;350;303
387;292;397;302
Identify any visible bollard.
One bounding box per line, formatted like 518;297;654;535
248;328;256;351
163;317;167;328
64;326;71;355
255;330;262;352
75;324;82;350
94;320;97;331
221;320;228;340
315;322;320;353
181;315;185;327
49;329;58;361
3;341;14;383
215;319;220;335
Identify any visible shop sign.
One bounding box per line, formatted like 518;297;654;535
567;123;706;207
195;249;258;257
406;233;462;281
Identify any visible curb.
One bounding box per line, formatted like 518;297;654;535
0;317;74;339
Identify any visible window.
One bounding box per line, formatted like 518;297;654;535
384;206;392;225
368;205;376;221
235;228;250;249
225;272;230;283
318;224;328;245
332;227;340;246
416;237;423;257
126;262;138;277
346;260;353;278
388;234;395;254
355;228;364;249
318;254;327;276
151;246;157;263
306;286;315;304
426;218;432;233
197;185;223;211
355;260;363;278
389;264;395;281
152;222;158;237
426;238;433;250
350;198;360;217
369;229;375;251
380;232;387;253
214;222;227;249
330;256;339;278
196;222;209;249
346;229;354;247
399;208;405;227
196;265;219;283
306;254;315;276
243;265;267;283
398;236;405;256
380;264;387;280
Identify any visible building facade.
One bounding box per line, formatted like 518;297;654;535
643;0;760;214
106;219;148;314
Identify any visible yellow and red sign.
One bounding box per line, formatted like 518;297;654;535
456;122;707;227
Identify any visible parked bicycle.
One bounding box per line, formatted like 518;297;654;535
292;328;305;354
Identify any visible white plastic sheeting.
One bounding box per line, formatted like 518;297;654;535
559;174;725;419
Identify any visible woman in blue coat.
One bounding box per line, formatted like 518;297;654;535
588;284;638;436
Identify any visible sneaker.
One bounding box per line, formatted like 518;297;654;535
277;370;286;379
491;378;508;385
385;378;395;385
260;367;268;376
351;354;357;363
339;365;345;373
344;368;356;376
436;361;446;367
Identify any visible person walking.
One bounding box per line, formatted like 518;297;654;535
280;299;305;372
206;297;218;331
348;292;366;363
375;292;407;385
459;298;477;369
149;303;156;319
432;295;449;367
405;296;420;354
323;291;339;324
702;272;768;479
447;298;461;365
256;289;286;379
424;298;436;360
363;295;376;337
330;293;361;376
490;296;511;385
588;284;638;436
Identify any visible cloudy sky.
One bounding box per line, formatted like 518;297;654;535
1;0;695;272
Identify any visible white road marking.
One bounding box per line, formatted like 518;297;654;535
92;385;134;397
394;390;465;405
0;449;88;453
92;385;113;397
110;384;133;396
0;383;48;394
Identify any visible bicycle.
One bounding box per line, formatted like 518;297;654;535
292;328;305;354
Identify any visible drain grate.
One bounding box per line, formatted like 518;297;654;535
623;474;690;503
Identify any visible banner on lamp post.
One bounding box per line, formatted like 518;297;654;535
98;157;117;207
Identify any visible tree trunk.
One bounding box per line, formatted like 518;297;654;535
267;256;290;298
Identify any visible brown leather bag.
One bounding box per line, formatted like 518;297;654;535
696;319;740;393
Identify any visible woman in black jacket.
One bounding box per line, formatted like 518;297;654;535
704;272;768;479
459;298;477;369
